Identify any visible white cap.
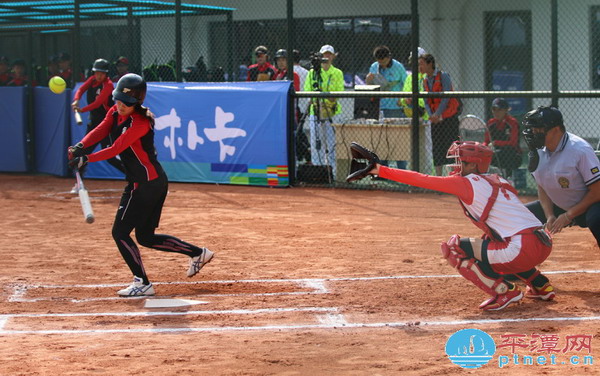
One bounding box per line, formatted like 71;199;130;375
417;47;426;57
319;45;336;54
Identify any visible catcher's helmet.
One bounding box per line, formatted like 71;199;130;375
92;58;109;72
113;73;146;106
274;49;287;60
446;141;493;175
522;106;563;149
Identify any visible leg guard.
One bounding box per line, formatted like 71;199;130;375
441;235;508;296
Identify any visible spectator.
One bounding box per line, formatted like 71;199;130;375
421;53;461;176
293;49;308;91
45;55;60;82
0;56;11;86
247;46;276;81
523;106;600;247
71;58;123;192
365;45;407;118
485;98;522;178
399;47;433;173
304;44;344;179
57;52;83;88
273;49;300;91
112;56;130;82
6;59;35;86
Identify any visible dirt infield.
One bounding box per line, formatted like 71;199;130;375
1;174;599;375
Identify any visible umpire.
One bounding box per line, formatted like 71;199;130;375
523;106;600;246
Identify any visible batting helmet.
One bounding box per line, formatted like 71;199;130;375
113;73;146;106
446;141;493;175
274;49;287;60
92;58;110;72
522;106;563;149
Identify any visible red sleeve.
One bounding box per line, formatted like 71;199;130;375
87;113;151;163
293;72;300;91
506;116;520;148
378;166;474;204
80;79;113;113
80;107;116;148
73;76;93;101
484;119;493;145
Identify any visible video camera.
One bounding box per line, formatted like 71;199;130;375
310;52;329;70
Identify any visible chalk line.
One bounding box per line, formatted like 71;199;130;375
3;315;600;336
19;269;600;289
0;306;338;320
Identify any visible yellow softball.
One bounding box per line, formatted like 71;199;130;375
49;76;66;94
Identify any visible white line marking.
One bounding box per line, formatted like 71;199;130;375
0;307;337;320
300;280;329;293
18;269;600;289
11;291;322;303
0;317;7;331
7;285;27;302
3;315;600;336
316;313;348;326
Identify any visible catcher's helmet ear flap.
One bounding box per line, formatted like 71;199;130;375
113;73;147;105
92;58;110;73
446;141;493;174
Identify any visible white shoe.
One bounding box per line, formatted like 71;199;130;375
70;183;78;194
117;276;155;297
187;248;214;277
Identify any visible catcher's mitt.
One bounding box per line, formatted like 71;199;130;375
346;142;380;182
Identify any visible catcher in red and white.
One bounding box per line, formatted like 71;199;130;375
347;141;554;311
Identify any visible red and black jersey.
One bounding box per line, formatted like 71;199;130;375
0;72;11;86
485;115;521;152
6;75;36;87
246;63;277;81
73;75;114;124
81;106;165;183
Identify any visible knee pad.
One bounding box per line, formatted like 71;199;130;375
441;234;466;268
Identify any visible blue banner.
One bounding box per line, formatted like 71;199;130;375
0;87;27;172
71;81;291;186
34;87;71;176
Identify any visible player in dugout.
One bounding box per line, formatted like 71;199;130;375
70;58;124;192
347;141;555;311
67;73;214;297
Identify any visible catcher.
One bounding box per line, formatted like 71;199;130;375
347;141;554;311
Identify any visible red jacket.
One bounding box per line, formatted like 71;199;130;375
485;115;521;151
423;71;460;119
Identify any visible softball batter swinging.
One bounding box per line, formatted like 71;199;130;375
68;74;213;297
348;141;554;311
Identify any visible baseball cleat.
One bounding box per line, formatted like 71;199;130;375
479;285;523;311
117;276;155;297
187;248;214;277
525;282;556;301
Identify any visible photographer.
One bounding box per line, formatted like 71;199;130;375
303;45;345;179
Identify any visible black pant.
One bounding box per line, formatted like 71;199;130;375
431;115;459;167
526;200;600;246
112;175;204;284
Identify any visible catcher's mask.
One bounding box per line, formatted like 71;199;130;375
446;141;493;175
522;106;563;150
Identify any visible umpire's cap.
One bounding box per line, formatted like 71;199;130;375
522;106;563;130
92;58;110;73
113;73;146;106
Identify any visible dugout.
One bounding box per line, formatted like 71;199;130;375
0;0;235;87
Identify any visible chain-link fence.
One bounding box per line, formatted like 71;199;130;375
1;0;599;194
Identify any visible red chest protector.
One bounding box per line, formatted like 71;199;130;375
458;174;518;241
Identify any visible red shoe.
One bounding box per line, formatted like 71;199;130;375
525;282;556;301
479;285;523;311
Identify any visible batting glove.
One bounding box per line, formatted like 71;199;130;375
68;142;85;160
68;155;88;171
